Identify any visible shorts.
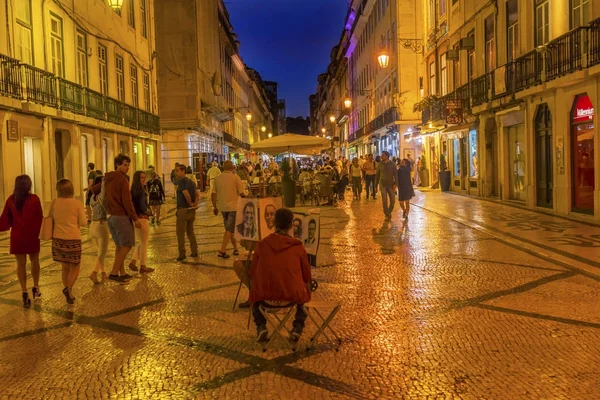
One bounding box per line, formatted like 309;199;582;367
222;211;237;233
108;215;135;247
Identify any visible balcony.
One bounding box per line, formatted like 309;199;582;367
589;19;600;66
23;64;56;106
0;54;23;99
545;26;588;81
58;79;84;114
0;54;161;134
471;75;489;106
419;99;443;124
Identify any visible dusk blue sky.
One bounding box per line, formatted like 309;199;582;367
227;0;348;118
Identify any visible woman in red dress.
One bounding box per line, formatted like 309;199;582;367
0;175;44;307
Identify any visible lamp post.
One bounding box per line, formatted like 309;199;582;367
329;115;336;123
107;0;124;10
245;111;252;121
268;133;272;138
344;98;352;108
261;125;266;132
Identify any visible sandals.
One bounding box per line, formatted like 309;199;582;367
233;249;240;256
218;251;230;259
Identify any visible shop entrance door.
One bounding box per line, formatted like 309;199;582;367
24;137;44;203
55;130;72;180
535;104;553;208
484;119;499;197
571;94;595;214
461;137;468;190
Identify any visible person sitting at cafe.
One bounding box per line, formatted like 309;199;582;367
268;170;282;184
250;208;312;342
252;171;264;185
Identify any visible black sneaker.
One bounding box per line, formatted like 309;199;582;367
120;274;133;281
176;255;186;261
256;326;268;342
108;274;130;283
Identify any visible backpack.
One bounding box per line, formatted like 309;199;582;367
148;180;161;201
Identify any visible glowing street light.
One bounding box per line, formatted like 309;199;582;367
107;0;124;10
245;111;252;121
321;127;326;134
268;133;272;138
329;115;336;123
261;125;266;132
344;98;352;108
377;49;390;68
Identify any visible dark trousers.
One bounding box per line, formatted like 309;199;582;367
352;177;362;197
365;175;376;197
253;301;308;331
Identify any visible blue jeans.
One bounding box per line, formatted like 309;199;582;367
380;185;395;217
365;175;376;197
253;301;308;332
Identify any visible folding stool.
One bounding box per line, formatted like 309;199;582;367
304;301;342;351
258;302;297;352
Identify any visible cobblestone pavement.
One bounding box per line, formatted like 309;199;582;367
0;191;599;399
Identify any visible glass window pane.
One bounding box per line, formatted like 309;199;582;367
469;129;478;177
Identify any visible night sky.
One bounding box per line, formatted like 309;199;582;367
226;0;348;118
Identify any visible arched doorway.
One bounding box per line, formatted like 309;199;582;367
484;118;499;197
535;104;553;208
571;94;595;214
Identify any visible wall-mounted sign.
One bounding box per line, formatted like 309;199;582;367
7;120;18;141
494;66;507;95
572;95;594;123
445;99;463;125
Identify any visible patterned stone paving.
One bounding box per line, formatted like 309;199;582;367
0;191;599;399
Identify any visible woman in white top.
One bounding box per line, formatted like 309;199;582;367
51;179;87;304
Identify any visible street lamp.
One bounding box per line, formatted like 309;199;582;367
377;49;390;68
344;98;352;108
261;125;266;132
329;115;336;123
107;0;124;10
321;127;326;134
268;133;272;138
245;111;252;121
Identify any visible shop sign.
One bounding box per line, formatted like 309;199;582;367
7;120;18;141
445;99;463;125
572;95;594;123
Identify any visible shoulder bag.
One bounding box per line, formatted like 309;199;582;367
40;200;55;241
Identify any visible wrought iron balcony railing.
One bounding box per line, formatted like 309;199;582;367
589;19;600;67
0;54;23;99
23;64;57;106
545;26;588;81
106;97;123;125
58;78;84;114
123;104;138;129
471;75;489;106
85;89;106;120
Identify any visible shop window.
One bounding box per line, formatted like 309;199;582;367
469;129;478;177
571;94;595;213
508;125;526;201
453;139;461;177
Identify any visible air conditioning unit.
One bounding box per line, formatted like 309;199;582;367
446;49;460;60
459;37;475;50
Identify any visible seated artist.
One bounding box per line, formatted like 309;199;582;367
249;208;312;342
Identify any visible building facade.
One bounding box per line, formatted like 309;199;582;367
312;0;422;162
415;0;600;221
155;0;273;181
0;0;160;208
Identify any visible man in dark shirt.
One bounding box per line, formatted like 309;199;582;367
175;164;198;261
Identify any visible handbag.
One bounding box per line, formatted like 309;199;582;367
40;201;55;241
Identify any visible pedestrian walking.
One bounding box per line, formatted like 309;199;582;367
362;154;377;199
407;153;415;184
397;158;415;219
170;162;179;198
89;176;109;284
85;162;98;223
0;175;43;307
104;154;141;283
376;151;397;220
128;171;155;273
51;179;87;304
211;160;244;259
186;165;198;187
350;158;362;200
175;164;199;261
207;161;222;191
147;171;165;225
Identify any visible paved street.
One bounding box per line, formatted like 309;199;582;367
0;191;599;399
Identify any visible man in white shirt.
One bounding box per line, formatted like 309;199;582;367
207;161;222;191
211;161;244;259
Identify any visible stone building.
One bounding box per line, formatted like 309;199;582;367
155;0;273;181
416;0;600;220
0;0;160;207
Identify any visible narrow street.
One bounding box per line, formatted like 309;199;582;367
1;192;598;399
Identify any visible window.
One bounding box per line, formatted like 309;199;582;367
130;65;138;107
76;30;88;86
440;0;446;17
50;14;64;77
484;15;495;73
467;30;475;81
469;129;478;177
143;73;150;111
15;0;33;63
440;54;447;95
453;44;461;89
140;0;148;38
535;0;550;46
507;0;519;62
429;61;436;95
429;0;436;29
571;0;589;28
98;45;108;95
128;0;135;28
116;55;125;101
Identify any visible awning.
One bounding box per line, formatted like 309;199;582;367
443;122;472;134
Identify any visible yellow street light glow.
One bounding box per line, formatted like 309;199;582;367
344;98;352;108
261;126;266;132
107;0;124;10
245;111;252;121
321;127;326;133
268;133;273;138
377;49;390;68
329;115;336;123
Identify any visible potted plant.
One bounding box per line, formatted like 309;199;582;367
439;153;451;191
281;158;296;207
418;153;429;187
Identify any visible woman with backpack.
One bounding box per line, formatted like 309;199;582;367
89;175;109;284
147;171;165;224
128;171;154;273
0;175;44;307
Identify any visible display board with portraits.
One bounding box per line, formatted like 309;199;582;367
234;197;283;242
293;209;320;256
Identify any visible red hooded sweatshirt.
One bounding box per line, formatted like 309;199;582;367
249;233;312;305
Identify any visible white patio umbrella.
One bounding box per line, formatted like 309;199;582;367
250;133;330;155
